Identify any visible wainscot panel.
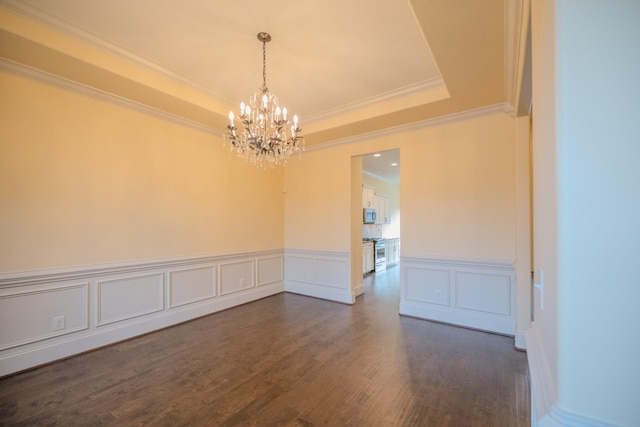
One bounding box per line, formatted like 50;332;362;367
168;265;217;308
399;256;515;335
256;256;283;287
0;283;88;351
284;249;353;304
0;250;283;377
219;259;254;296
97;273;164;326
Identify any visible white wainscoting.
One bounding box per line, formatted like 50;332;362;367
284;249;353;304
97;273;164;326
399;256;515;335
0;250;283;377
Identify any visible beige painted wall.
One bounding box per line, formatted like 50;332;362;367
0;72;284;272
284;111;517;263
401;113;516;261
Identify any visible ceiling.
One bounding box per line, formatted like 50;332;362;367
362;150;400;185
0;0;525;151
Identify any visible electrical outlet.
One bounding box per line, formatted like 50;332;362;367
53;316;65;331
435;290;442;300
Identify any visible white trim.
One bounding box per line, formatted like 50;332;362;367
0;282;89;351
284;248;353;305
0;281;283;378
401;254;515;270
305;103;511;152
0;250;284;376
514;332;527;350
0;58;224;137
0;249;281;288
525;325;557;422
400;255;516;335
0;0;231;104
525;327;611;426
543;407;613;427
304;77;445;123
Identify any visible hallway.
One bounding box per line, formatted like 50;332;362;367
0;266;529;425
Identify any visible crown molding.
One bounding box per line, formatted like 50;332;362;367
304;77;445;124
0;0;233;105
0;58;224;137
306;102;510;152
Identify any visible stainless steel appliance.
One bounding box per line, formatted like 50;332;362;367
374;238;386;272
363;208;377;224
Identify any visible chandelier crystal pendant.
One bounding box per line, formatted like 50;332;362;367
225;32;304;167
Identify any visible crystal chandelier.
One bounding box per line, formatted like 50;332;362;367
225;32;304;167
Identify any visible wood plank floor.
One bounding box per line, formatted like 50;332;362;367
0;266;530;426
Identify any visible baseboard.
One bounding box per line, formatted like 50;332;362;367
0;250;284;377
515;331;527;350
354;284;364;298
399;301;515;336
0;282;282;377
526;326;612;426
285;281;354;305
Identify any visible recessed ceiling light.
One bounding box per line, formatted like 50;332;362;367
373;153;381;157
391;163;398;166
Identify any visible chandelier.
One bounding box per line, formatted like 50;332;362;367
225;32;304;167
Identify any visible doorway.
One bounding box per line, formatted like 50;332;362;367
353;148;400;298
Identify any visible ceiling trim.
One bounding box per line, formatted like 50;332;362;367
304;76;446;124
505;0;530;115
0;0;234;105
304;103;510;152
0;57;223;137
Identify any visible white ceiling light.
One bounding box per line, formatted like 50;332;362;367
225;32;304;167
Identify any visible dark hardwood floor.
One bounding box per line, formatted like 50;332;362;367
0;266;530;426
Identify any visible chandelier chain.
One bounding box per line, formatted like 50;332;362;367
262;39;267;88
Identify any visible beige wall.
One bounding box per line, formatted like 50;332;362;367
401;113;516;261
0;72;284;272
284;111;517;263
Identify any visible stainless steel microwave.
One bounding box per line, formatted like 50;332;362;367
363;208;377;224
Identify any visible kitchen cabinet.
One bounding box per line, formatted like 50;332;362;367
386;238;400;266
362;241;374;274
362;186;375;209
374;195;390;224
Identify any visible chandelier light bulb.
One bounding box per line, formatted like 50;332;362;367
282;107;287;120
240;102;245;115
228;111;234;124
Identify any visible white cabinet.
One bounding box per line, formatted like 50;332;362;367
362;186;375;209
362;241;374;274
386;238;400;266
374;195;390;224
